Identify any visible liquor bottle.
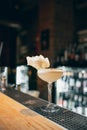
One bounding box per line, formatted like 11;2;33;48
77;96;83;115
75;75;81;94
84;96;87;116
63;92;70;109
69;72;75;86
58;92;63;107
82;96;86;115
74;94;79;112
64;48;68;63
69;87;75;110
83;72;87;96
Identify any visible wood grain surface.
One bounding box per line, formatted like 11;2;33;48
0;92;66;130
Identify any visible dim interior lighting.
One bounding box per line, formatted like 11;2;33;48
9;23;21;28
81;70;85;74
14;5;19;10
0;20;22;29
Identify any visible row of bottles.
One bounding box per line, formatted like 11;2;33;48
55;67;87;116
57;92;87;116
54;43;87;67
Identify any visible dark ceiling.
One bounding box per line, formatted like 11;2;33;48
0;0;39;29
0;0;87;30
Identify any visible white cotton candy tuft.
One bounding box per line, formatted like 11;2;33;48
26;55;50;70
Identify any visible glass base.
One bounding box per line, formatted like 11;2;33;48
40;104;60;113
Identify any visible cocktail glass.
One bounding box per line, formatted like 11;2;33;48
37;68;63;112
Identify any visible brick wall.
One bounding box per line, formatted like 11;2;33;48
38;0;74;65
37;0;75;101
54;0;75;57
38;0;55;65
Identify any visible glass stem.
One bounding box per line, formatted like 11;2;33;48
48;83;52;104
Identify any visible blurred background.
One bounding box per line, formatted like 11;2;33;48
0;0;87;116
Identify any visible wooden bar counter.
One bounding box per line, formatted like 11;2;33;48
0;92;65;130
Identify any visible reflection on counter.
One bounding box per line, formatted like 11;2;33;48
55;66;87;117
